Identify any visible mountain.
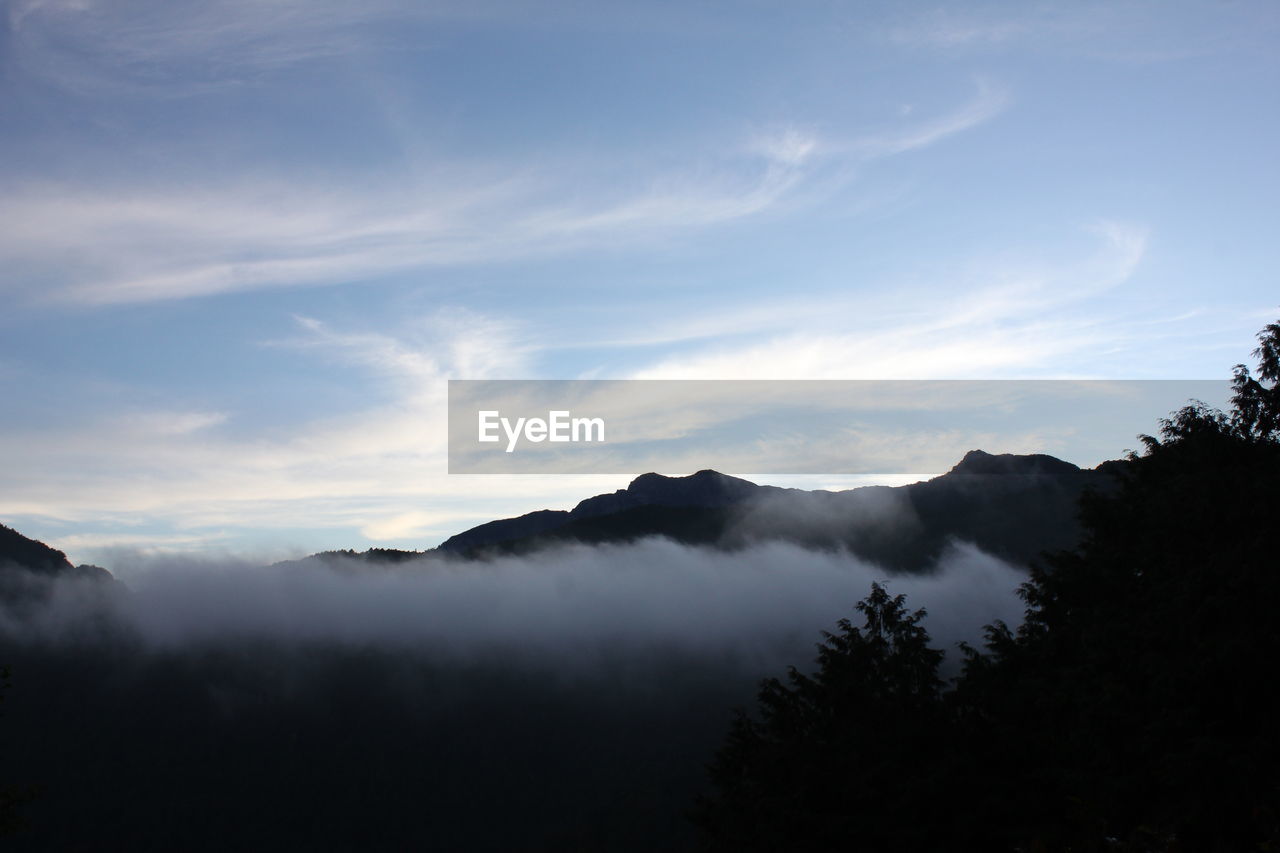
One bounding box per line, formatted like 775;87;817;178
436;469;781;554
434;450;1119;572
0;523;112;581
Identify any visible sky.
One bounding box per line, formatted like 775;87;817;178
1;0;1277;565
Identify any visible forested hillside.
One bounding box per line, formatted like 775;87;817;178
694;322;1280;851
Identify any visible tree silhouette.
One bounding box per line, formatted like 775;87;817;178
696;319;1280;852
953;319;1280;850
692;584;950;852
1229;320;1280;441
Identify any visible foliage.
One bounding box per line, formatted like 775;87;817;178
1229;320;1280;441
693;584;949;852
695;320;1280;852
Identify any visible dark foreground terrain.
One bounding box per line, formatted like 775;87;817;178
2;625;742;851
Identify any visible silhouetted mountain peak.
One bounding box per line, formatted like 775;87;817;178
434;451;1102;559
437;469;778;553
436;508;571;554
1;522;114;592
947;449;1082;477
625;469;762;501
2;522;74;575
572;469;775;521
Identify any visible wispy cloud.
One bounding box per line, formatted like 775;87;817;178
750;127;821;167
850;77;1009;156
0;170;766;303
111;410;230;437
0;77;1004;305
630;221;1149;380
0;309;627;555
0;217;1151;531
885;3;1278;64
45;530;232;555
280;311;526;386
5;0;464;96
0;216;1239;561
889;10;1030;49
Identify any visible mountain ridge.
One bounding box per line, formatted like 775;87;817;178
0;522;112;581
3;449;1121;578
431;449;1118;572
436;469;788;554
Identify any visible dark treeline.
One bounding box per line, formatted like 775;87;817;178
694;322;1280;852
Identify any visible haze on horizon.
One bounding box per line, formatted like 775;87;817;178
1;0;1276;562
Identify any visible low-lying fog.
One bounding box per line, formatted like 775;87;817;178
1;538;1027;852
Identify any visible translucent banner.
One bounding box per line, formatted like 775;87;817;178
448;380;1231;475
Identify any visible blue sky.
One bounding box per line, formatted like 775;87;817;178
1;0;1277;564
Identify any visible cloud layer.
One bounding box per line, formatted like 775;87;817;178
7;538;1028;678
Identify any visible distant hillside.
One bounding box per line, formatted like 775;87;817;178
436;469;783;554
0;523;112;582
432;450;1121;573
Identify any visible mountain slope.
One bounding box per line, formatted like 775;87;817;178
436;470;785;554
0;523;113;582
434;450;1119;572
